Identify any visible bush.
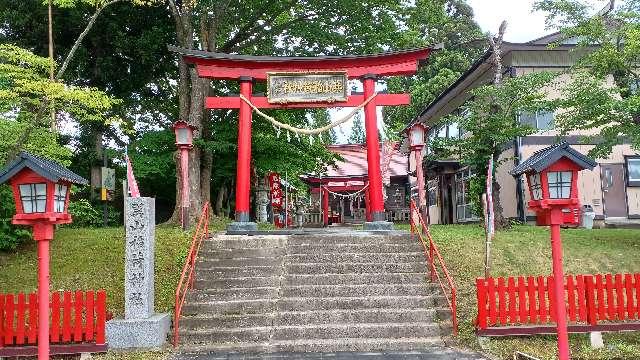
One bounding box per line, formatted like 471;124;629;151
0;185;31;251
68;199;121;227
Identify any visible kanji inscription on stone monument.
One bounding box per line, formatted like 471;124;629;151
124;197;155;319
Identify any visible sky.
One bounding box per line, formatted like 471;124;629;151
467;0;549;42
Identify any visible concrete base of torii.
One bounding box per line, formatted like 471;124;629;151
363;221;394;231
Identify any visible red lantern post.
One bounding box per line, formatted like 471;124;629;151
173;120;196;230
0;152;88;360
511;142;597;360
408;124;427;218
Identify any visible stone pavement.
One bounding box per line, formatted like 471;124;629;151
172;347;489;360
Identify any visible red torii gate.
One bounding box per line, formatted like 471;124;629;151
170;45;437;231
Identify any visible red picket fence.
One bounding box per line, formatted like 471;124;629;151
476;274;640;336
0;290;107;357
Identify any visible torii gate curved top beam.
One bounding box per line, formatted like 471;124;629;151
169;45;438;80
170;45;439;232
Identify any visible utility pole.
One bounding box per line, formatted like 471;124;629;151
103;150;108;227
48;0;56;131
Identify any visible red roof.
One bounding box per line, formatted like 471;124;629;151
301;144;408;185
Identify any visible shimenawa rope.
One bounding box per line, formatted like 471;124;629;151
238;92;378;136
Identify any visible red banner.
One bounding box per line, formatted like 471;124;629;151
268;172;283;210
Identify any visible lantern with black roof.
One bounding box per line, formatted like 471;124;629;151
0;151;88;230
0;151;87;360
510;142;596;360
510;142;597;225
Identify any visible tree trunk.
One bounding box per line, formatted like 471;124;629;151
491;153;510;230
215;184;226;216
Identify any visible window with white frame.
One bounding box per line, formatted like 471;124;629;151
519;110;555;130
547;171;572;199
455;169;475;221
54;184;67;212
529;173;543;200
19;183;47;213
627;157;640;186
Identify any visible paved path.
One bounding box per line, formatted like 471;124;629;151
172;347;489;360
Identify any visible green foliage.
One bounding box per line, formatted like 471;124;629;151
67;198;120;227
0;185;31;251
385;0;485;135
0;44;121;127
432;72;556;213
533;0;640;157
127;130;176;204
348;114;365;144
310;109;336;145
0;119;73;166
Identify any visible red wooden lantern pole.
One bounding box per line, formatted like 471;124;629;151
173;120;196;230
550;207;570;360
408;124;427;218
34;223;54;359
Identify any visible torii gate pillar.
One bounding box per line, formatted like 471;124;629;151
362;74;392;230
229;77;257;231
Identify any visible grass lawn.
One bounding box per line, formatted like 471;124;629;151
415;224;640;360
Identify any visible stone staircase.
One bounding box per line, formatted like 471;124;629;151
176;232;452;354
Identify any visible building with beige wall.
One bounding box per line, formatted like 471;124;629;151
404;32;640;226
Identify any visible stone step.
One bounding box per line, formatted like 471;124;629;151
280;283;434;298
202;236;288;250
194;276;279;289
282;273;429;286
285;252;424;263
198;257;283;267
190;287;279;302
177;336;444;354
285;243;421;254
179;313;275;329
182;299;275;316
180;322;440;344
285;235;413;246
182;295;438;315
180;308;437;329
277;308;437;326
271;322;441;340
277;295;438;312
180;326;271;343
285;262;426;274
190;283;434;301
195;266;282;278
193;273;434;289
198;248;285;259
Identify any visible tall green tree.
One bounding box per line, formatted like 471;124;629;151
348;114;366;144
533;0;640;158
385;0;485;135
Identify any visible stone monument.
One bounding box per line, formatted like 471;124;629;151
106;197;171;348
256;177;270;223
